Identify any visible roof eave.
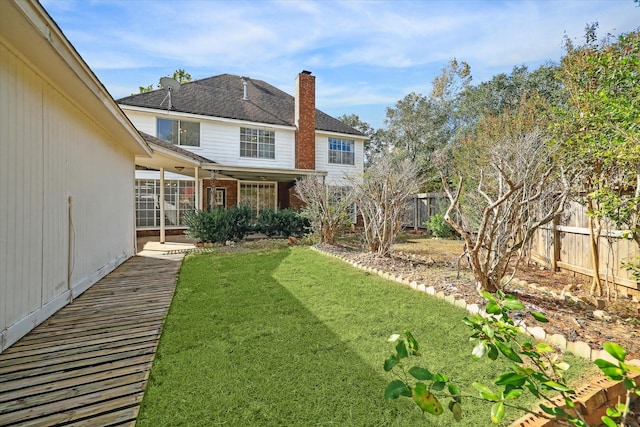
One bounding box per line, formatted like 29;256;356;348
0;0;152;157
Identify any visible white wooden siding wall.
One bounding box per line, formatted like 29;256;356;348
315;135;365;185
0;40;136;353
124;110;297;169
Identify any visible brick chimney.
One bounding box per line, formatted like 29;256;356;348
295;71;316;170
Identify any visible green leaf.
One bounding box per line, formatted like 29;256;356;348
623;377;636;390
432;381;445;392
450;402;463;421
482;324;495;339
530;311;549;322
536;342;555;353
554;362;571;372
481;291;496;303
594;359;625;380
384;380;411;400
486;301;501;315
487;343;499;360
605;407;621;417
408;366;433;380
542;381;574;393
447;384;461;403
495;372;527;387
601;415;618;427
412;383;444;415
472;382;499;401
472;342;486;359
384;355;398;372
434;373;449;383
503;387;523;400
603;342;627;362
503;299;524;311
404;330;420;354
396;341;408;359
496;340;523;363
490;401;505;424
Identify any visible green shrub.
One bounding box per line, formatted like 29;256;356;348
256;208;310;238
183;206;254;243
425;213;455;238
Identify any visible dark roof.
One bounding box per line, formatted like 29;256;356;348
139;131;216;164
118;74;364;137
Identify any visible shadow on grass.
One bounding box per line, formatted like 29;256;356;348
137;247;534;426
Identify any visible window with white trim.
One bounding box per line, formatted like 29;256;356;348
240;127;275;159
135;179;195;228
157;118;200;146
239;182;276;216
328;138;355;165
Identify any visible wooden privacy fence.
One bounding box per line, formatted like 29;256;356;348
530;201;640;298
403;193;446;230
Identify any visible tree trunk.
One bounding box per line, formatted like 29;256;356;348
588;215;602;296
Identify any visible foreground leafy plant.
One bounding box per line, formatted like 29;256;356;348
384;330;462;421
385;291;639;426
595;342;640;427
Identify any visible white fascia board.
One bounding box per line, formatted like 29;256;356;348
119;105;297;132
2;0;152;157
316;130;369;141
146;143;201;167
203;163;327;176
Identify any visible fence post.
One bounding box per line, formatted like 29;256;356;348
551;215;560;272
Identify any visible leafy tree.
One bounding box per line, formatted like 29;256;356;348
171;68;192;84
136;69;193;94
383;93;449;190
337;114;384;168
347;155;422;256
554;28;640;296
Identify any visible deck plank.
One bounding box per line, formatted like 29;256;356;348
0;253;183;426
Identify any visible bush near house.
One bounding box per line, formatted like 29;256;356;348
255;208;310;238
425;213;455;238
183;206;253;243
184;206;308;243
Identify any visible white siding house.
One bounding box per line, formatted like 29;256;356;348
0;0;152;353
118;72;366;233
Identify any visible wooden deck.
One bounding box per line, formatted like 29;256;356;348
0;253;183;426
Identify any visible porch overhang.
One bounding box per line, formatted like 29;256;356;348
135;143;203;177
203;164;327;182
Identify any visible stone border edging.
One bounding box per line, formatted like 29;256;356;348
311;246;640;426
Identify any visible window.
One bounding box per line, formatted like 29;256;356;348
206;187;226;211
239;182;276;216
157;118;200;146
328;138;355;165
240;127;275;159
135;179;195;228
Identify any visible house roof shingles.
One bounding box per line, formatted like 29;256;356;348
117;74;364;137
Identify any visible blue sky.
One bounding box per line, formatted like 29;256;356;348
42;0;639;129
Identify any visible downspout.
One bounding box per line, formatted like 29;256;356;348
195;167;201;211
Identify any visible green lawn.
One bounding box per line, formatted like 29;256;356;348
136;245;590;426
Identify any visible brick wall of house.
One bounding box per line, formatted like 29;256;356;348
295;71;316;170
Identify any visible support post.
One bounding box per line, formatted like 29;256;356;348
160;167;165;244
551;215;560;271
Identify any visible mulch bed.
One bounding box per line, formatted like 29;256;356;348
317;242;640;361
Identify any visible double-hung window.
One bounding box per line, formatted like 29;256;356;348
240;127;275;159
328;138;355;165
157;118;200;147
